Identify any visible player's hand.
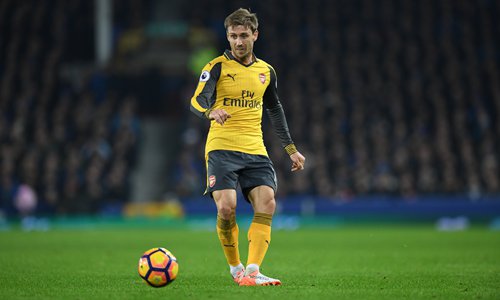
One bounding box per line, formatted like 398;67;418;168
290;151;305;172
209;109;231;126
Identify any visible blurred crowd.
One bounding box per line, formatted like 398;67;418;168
1;0;499;217
175;0;500;199
0;0;139;215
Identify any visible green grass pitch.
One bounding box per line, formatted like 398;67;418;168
0;225;499;299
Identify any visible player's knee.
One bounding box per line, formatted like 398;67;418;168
266;197;276;213
217;204;234;219
214;190;237;219
257;196;275;214
216;198;236;219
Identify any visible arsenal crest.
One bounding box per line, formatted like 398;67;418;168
259;73;266;84
209;175;216;188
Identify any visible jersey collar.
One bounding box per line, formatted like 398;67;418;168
224;49;258;67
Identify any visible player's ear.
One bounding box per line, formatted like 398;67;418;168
253;29;259;42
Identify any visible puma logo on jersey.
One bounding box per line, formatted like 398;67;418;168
227;73;236;81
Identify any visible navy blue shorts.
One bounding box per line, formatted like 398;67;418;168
206;150;277;202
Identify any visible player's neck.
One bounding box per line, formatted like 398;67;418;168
232;51;254;65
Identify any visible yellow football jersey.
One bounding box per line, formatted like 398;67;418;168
190;50;281;157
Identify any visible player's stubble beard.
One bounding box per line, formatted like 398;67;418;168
233;45;252;64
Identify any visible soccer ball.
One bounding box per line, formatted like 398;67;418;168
138;247;179;287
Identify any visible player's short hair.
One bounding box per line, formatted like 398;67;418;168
224;8;258;33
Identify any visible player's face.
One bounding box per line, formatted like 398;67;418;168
227;25;258;63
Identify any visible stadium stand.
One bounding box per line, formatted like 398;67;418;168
177;0;500;199
0;0;498;217
0;0;139;215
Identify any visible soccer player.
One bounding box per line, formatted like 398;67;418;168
189;8;305;286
